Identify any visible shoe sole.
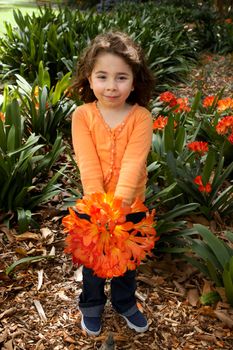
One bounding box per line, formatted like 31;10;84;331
122;315;149;333
81;314;101;336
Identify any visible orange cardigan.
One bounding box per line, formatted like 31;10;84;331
72;101;153;205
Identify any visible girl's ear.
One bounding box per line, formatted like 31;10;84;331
88;77;93;89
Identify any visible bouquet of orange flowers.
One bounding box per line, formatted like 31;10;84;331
62;192;158;278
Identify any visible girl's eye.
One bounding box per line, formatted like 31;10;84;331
118;76;127;80
97;76;106;79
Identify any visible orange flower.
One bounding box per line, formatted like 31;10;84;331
216;115;233;135
159;91;177;107
217;97;233;112
33;86;39;98
64;87;73;98
225;18;233;24
194;175;212;193
153;116;168;130
0;112;5;122
203;95;215;108
228;132;233;144
174;98;191;113
62;192;157;278
32;86;49;110
187;141;209;155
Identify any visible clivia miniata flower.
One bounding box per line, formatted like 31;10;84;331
225;18;233;24
228;132;233;144
32;85;49;110
187;141;209;155
194;175;212;193
203;95;215;108
153;115;168;130
216;115;233;136
153;115;177;131
159;92;190;113
159;91;177;107
217;97;233;112
0;112;5;122
174;97;191;113
62;192;158;278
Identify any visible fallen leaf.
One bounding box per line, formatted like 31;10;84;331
188;214;210;226
37;269;44;291
0;329;8;342
15;231;40;241
73;266;83;282
33;300;47;323
56;290;71;301
3;339;13;350
195;333;217;343
137;275;157;287
0;307;17;320
63;333;76;344
173;280;186;296
202;279;213;294
0;226;15;243
187;288;199;306
214;310;233;328
15;247;28;256
40;227;54;243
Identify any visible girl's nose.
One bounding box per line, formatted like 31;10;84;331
106;79;117;90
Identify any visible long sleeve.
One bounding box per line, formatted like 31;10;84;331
114;112;153;204
72;108;105;195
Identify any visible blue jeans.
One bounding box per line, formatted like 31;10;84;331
78;212;146;318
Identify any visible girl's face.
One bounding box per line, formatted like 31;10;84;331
88;52;134;110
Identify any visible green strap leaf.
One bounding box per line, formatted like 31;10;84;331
202;148;216;185
6;255;55;275
194;224;231;268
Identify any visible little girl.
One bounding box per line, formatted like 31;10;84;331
71;31;154;336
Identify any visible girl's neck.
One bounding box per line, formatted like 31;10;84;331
96;101;131;115
96;101;135;129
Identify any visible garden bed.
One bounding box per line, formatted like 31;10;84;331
1;53;233;349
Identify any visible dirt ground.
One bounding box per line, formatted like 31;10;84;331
0;52;233;350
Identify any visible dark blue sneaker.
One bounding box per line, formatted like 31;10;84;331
81;314;101;336
121;310;149;332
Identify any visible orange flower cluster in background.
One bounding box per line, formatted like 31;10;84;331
202;95;215;108
153;115;168;130
217;98;233;112
153;115;177;131
174;98;191;113
194;175;212;193
203;95;233;112
159;91;177;106
0;112;5;122
216;115;233;144
187;141;209;155
159;91;191;112
32;85;49;110
62;193;157;278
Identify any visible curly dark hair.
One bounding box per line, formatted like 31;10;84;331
72;31;155;107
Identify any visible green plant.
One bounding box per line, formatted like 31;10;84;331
15;61;76;143
150;90;233;220
185;224;233;306
167;143;233;219
223;255;233;306
0;6;79;84
0;3;198;91
153;223;233;306
0;97;65;231
146;180;199;237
